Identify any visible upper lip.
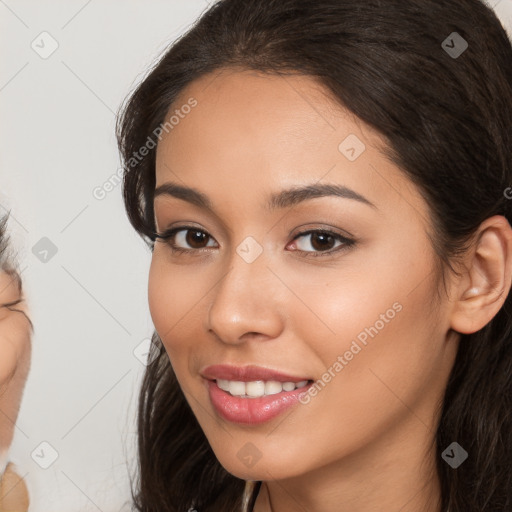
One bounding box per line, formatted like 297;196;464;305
201;364;312;383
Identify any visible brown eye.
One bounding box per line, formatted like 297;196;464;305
310;232;336;251
289;229;356;258
184;229;210;248
155;226;218;253
293;231;341;252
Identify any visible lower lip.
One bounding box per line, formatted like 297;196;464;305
205;379;312;425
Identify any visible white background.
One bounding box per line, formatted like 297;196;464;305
0;1;511;511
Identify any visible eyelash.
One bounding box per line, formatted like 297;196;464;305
154;225;356;258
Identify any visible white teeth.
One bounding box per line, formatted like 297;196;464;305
217;379;231;391
264;381;283;395
246;381;265;397
216;379;310;398
282;382;296;392
229;381;246;396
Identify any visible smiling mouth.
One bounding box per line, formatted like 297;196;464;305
204;371;315;425
212;378;313;398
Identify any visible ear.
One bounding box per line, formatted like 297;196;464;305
450;215;512;334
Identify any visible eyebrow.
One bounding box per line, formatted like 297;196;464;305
153;182;377;212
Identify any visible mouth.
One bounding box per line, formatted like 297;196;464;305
200;364;315;425
211;378;313;398
200;363;313;384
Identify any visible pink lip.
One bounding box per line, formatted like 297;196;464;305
200;364;311;382
200;364;313;425
205;379;313;425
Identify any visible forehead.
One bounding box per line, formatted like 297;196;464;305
156;68;367;169
154;68;428;225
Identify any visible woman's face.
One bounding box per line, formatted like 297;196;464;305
149;68;459;482
0;268;31;475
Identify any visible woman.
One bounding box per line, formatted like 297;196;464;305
116;0;512;510
0;214;31;511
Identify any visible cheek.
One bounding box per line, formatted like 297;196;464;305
147;254;183;348
274;257;407;360
147;255;167;333
147;252;207;356
285;240;438;412
310;271;439;426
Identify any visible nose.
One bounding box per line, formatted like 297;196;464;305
206;243;285;345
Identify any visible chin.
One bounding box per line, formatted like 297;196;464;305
213;449;306;482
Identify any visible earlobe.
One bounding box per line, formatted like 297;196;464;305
449;215;512;335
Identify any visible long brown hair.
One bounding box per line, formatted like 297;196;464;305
116;1;512;510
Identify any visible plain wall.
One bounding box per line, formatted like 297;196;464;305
1;2;210;510
1;1;511;510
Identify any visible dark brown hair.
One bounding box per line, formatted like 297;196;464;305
116;1;512;510
0;214;22;297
